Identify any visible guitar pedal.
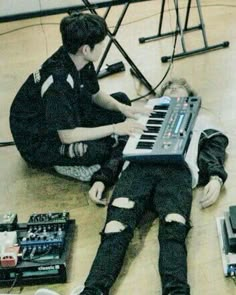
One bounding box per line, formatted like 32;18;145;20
0;213;17;231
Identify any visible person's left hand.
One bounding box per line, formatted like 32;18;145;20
88;181;107;206
119;104;152;119
200;178;222;209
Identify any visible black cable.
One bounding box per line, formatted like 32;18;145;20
0;23;59;36
22;246;54;262
130;55;173;102
130;0;180;102
0;141;15;147
7;272;21;294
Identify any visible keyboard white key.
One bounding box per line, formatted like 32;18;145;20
123;97;170;155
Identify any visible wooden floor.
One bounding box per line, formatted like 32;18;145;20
1;0;236;294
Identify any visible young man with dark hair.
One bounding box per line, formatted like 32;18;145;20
35;78;228;295
10;12;148;182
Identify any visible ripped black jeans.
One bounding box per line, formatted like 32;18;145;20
81;162;193;295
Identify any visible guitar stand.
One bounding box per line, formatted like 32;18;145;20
82;0;155;94
139;0;229;63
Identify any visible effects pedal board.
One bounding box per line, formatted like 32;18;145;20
216;206;236;277
0;211;75;286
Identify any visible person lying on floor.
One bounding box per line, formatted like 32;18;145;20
35;78;228;295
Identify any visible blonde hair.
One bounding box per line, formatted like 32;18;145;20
159;78;197;97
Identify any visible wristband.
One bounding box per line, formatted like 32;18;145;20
210;175;223;187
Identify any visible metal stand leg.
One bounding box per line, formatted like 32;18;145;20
139;0;202;43
174;0;187;53
82;0;155;94
139;0;229;63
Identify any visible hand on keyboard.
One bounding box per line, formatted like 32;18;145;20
114;120;146;136
119;104;152;119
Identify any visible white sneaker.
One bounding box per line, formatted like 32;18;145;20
70;285;84;295
34;289;61;295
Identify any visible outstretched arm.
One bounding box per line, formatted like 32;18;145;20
92;90;152;119
200;175;223;209
197;129;229;208
88;139;126;206
89;181;106;206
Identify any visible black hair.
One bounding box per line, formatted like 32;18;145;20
159;78;197;97
60;12;107;54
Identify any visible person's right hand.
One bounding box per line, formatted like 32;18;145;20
113;119;146;136
118;104;152;119
200;177;222;209
88;181;106;206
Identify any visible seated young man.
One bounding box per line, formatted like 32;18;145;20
35;78;228;295
9;12;148;183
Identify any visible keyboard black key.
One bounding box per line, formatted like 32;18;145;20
147;119;163;125
136;141;154;149
150;114;164;120
140;134;157;140
145;126;160;133
154;105;169;110
152;111;167;118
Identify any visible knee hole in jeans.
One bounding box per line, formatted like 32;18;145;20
112;197;135;209
165;213;186;225
104;220;126;233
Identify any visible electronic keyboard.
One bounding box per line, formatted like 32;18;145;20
122;96;201;162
